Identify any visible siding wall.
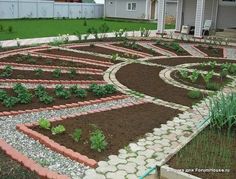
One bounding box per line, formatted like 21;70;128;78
0;0;104;19
217;5;236;28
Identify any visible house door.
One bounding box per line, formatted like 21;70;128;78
151;0;156;19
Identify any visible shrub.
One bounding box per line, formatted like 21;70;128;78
34;69;43;76
55;85;71;99
90;129;108;152
83;19;87;26
17;91;33;104
92;85;107;97
88;84;99;92
1;65;13;77
51;125;66;135
0;89;8;101
53;69;61;78
69;85;79;94
209;93;236;131
71;128;82;142
38;118;51;129
8;26;13;33
104;84;116;94
228;64;236;75
2;96;18;108
13;83;27;94
69;68;76;78
35;85;47;98
39;94;54;104
187;90;202;99
206;82;221;91
75;88;87;98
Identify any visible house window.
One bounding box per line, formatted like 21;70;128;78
127;2;137;11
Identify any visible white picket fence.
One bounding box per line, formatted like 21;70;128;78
0;0;104;19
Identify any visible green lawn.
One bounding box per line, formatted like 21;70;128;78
0;18;175;40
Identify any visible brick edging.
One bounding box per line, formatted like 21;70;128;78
0;139;69;179
146;43;178;56
0;79;106;85
17;100;146;168
0;95;128;117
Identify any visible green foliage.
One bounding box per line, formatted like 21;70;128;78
8;26;13;33
209;93;236;131
99;23;109;33
228;64;236;75
75;88;87;98
69;68;76;78
55;85;71;99
220;68;228;79
69;85;79;94
104;84;117;94
2;96;18;108
13;83;27;94
201;71;214;84
206;82;221;91
71;128;82;142
0;89;8;101
39;94;54;104
38;118;51;130
34;68;43;76
179;69;189;79
209;61;217;69
90;129;108;152
111;54;119;61
83;19;87;26
51;125;66;135
52;69;62;78
13;83;32;104
187;90;202;99
188;70;200;83
35;85;47;98
0;65;13;77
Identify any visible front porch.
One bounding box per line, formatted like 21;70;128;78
157;0;217;38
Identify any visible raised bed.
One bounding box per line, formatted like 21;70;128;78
0;54;107;70
31;103;180;162
154;42;190;56
116;63;202;106
168;127;236;179
195;45;224;58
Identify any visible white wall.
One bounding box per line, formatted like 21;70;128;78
0;0;104;19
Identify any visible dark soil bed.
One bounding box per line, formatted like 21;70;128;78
0;88;120;112
72;45;132;59
148;57;236;67
195;45;224;57
0;149;39;179
39;49;113;63
154;43;190;56
168;127;236;179
33;103;180;161
0;54;108;70
113;43;162;56
170;70;231;90
116;63;202;106
0;69;103;81
188;65;223;73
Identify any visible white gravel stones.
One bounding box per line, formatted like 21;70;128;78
106;170;127;179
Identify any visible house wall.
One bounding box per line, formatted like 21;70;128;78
166;2;177;17
182;0;218;28
105;0;146;19
217;5;236;29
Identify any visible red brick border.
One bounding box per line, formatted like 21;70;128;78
0;139;69;179
16;100;146;168
0;95;128;117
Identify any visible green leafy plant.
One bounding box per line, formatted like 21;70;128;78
71;128;82;142
187;90;202;99
0;89;8;101
179;69;189;79
34;68;43;76
8;26;13;33
38;118;51;129
206;82;221;91
209;93;236;131
39;94;54;104
201;71;214;84
53;69;62;78
17;91;33;104
220;68;228;79
90;129;108;152
104;84;117;94
188;70;200;83
209;61;217;69
69;68;76;78
55;85;71;99
69;85;79;94
35;85;47;98
51;125;66;135
2;96;18;108
75;88;87;98
111;54;119;61
1;65;13;77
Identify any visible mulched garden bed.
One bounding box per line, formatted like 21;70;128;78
0;69;103;81
168;127;236;179
154;43;190;56
170;70;231;90
116;63;202;106
71;45;132;59
0;54;108;70
195;45;224;57
39;49;113;63
188;65;223;73
113;43;162;56
0;149;39;179
148;57;236;67
33;103;180;161
0;88;121;112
